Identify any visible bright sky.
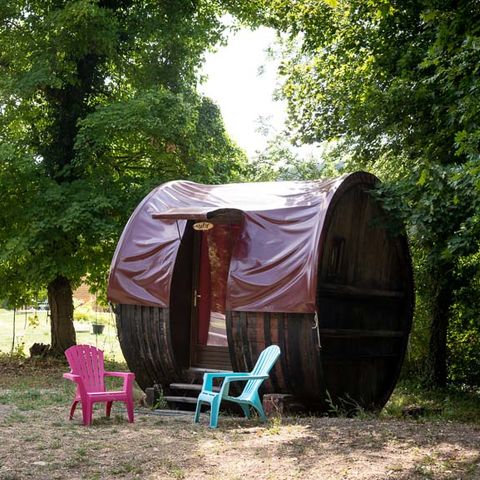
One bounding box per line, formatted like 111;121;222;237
200;27;287;158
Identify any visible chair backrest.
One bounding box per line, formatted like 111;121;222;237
65;344;106;393
242;345;281;398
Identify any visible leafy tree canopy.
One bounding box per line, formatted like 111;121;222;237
243;0;480;386
0;0;246;351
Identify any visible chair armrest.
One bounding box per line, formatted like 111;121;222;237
217;375;269;398
202;372;242;391
63;373;88;400
104;371;134;379
63;373;81;382
202;372;267;392
205;372;250;380
224;375;268;384
104;371;135;392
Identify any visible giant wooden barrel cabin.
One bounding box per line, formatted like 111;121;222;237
107;171;414;412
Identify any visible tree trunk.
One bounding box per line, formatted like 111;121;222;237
427;264;454;388
48;276;76;356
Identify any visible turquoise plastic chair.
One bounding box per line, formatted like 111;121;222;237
194;345;281;428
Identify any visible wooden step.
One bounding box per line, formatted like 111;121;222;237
170;383;220;393
164;396;199;404
150;409;193;416
188;367;230;373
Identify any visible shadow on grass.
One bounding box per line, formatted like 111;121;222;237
383;379;480;424
1;356;480;480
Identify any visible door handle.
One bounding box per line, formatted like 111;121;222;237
193;290;201;307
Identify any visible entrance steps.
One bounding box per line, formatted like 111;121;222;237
165;379;221;411
164;366;237;411
145;368;237;412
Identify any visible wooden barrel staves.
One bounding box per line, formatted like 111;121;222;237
227;174;413;411
115;305;181;390
111;172;414;412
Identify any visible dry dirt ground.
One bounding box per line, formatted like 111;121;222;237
1;359;479;480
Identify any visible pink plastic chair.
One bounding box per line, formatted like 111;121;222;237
63;344;135;426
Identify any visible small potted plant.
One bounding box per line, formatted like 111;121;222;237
92;322;105;335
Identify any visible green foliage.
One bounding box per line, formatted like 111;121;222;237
27;314;40;328
0;382;73;411
246;125;341;182
324;390;367;418
73;309;113;327
373;163;480;386
73;311;94;323
448;253;480;387
152;385;168;410
266;415;282;435
0;1;247;308
10;342;26;359
384;379;480;424
251;0;480;387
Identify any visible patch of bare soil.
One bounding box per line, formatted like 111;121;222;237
0;357;67;388
0;405;479;480
0;404;15;420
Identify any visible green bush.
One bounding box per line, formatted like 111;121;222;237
401;247;431;380
73;311;94;323
73;310;113;326
447;257;480;387
402;248;480;388
385;379;480;423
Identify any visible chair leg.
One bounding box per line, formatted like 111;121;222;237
106;401;113;418
126;397;134;423
194;400;202;424
209;398;221;429
69;401;78;420
240;404;250;419
253;398;267;422
82;400;93;426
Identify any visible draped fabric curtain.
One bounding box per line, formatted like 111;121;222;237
197;231;211;346
197;225;241;346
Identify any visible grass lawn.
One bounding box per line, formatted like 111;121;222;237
0;309;124;362
0;357;479;480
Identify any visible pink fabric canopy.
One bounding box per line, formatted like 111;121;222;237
107;173;369;312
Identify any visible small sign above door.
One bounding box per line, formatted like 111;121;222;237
193;221;214;231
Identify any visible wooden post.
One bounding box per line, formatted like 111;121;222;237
10;308;16;354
